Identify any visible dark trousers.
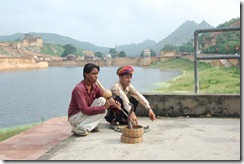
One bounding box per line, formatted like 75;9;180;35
105;96;138;124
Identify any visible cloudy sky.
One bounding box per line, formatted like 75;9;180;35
0;0;241;47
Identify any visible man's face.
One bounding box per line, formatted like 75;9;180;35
119;74;132;87
85;68;99;83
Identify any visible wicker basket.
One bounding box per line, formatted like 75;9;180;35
121;125;144;144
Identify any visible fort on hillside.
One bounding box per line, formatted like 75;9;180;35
19;34;43;48
3;34;44;50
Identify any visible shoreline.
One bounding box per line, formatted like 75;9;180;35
150;69;185;92
0;58;48;71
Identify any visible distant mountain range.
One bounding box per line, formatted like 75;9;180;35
0;20;214;57
116;39;158;56
153;20;214;51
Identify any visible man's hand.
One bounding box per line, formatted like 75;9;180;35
107;98;115;105
113;100;121;110
105;98;121;109
149;109;156;121
104;98;113;108
104;100;110;109
108;98;121;110
128;112;138;125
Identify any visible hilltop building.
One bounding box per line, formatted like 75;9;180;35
143;49;151;57
19;34;43;47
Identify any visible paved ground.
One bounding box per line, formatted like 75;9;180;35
40;117;240;160
0;117;72;160
0;116;241;161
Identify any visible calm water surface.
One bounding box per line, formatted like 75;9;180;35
0;66;181;128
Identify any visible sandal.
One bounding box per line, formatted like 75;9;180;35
143;126;150;133
71;127;88;136
90;127;100;132
110;121;118;129
114;125;126;132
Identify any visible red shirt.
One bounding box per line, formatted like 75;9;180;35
68;80;106;118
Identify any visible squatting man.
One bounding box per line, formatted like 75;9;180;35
67;63;121;136
105;65;156;130
67;63;155;136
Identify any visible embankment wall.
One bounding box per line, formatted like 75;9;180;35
0;58;48;70
48;60;107;67
48;57;159;67
136;94;240;117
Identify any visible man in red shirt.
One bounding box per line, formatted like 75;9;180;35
68;63;119;136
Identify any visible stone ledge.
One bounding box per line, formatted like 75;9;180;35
136;94;240;117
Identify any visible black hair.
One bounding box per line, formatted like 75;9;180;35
83;63;100;79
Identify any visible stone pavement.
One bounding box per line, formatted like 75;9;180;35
0;116;241;160
0;117;72;160
39;117;240;160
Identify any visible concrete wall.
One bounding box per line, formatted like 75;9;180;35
0;58;48;70
48;55;239;68
136;94;240;117
138;57;151;66
49;57;142;67
113;57;139;66
160;50;177;57
48;60;106;67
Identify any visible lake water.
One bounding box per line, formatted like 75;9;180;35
0;66;182;128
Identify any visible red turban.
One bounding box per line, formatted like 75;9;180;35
116;66;134;76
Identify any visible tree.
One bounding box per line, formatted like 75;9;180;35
199;23;240;55
15;38;21;42
61;44;77;57
109;48;118;58
149;49;157;57
161;44;178;51
179;42;194;53
94;52;103;58
118;51;126;57
140;51;144;57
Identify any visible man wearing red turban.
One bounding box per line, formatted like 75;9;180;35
105;65;156;129
116;65;134;76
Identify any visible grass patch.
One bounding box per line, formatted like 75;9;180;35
40;43;64;56
150;58;240;94
0;123;40;142
40;43;85;57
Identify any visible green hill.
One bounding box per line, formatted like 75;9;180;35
0;42;85;57
0;32;109;54
153;20;214;51
40;43;64;56
199;18;240;54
